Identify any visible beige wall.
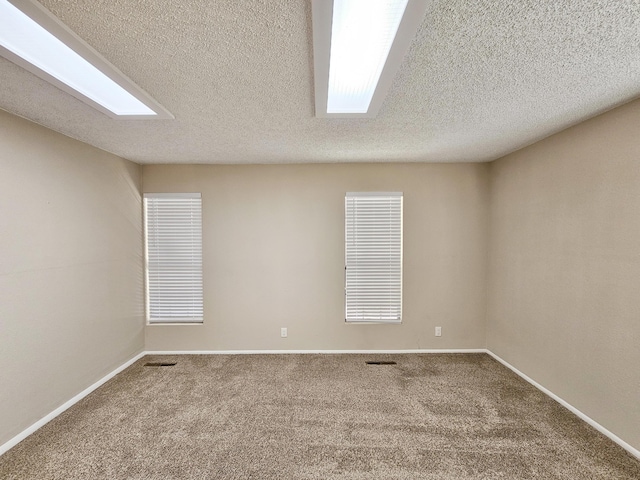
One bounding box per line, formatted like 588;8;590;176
144;163;489;351
5;93;637;453
0;111;144;446
487;98;640;451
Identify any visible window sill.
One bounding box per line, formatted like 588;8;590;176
345;320;402;325
146;322;204;326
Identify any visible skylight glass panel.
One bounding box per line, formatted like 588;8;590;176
327;0;409;114
0;0;157;116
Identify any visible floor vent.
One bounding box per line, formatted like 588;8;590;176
144;362;177;367
366;361;397;365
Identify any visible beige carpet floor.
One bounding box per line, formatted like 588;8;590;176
1;353;639;479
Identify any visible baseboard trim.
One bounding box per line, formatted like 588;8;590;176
486;350;640;461
145;348;487;355
0;351;146;457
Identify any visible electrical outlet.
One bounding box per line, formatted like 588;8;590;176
435;326;442;337
281;327;288;338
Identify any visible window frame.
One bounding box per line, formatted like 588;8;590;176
344;191;403;324
143;192;203;325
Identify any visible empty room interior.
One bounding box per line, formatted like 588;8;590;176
1;0;639;478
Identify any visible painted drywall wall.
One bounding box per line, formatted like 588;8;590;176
144;163;489;351
487;98;640;451
0;110;144;447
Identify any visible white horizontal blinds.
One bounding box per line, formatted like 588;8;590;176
144;193;203;323
345;192;402;323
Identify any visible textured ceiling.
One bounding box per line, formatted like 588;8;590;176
1;0;639;164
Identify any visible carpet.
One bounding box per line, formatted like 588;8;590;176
1;353;639;479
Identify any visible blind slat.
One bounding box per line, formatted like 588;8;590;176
345;193;403;323
145;194;203;323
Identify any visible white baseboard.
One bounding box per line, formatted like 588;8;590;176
145;348;487;355
0;351;146;457
486;350;640;461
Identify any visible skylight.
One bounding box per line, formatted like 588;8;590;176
312;0;427;118
0;0;172;119
327;0;408;114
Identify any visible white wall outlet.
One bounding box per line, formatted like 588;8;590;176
435;326;442;337
281;327;288;338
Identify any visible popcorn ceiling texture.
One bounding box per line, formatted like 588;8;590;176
0;0;639;164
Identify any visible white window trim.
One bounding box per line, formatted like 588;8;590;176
144;193;203;325
345;191;403;324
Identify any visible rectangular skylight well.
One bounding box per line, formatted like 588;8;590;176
0;0;172;118
312;0;428;118
328;0;408;114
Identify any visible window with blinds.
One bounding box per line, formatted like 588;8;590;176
144;193;203;324
345;192;403;323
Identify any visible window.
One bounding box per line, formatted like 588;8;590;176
144;193;203;324
345;192;403;323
